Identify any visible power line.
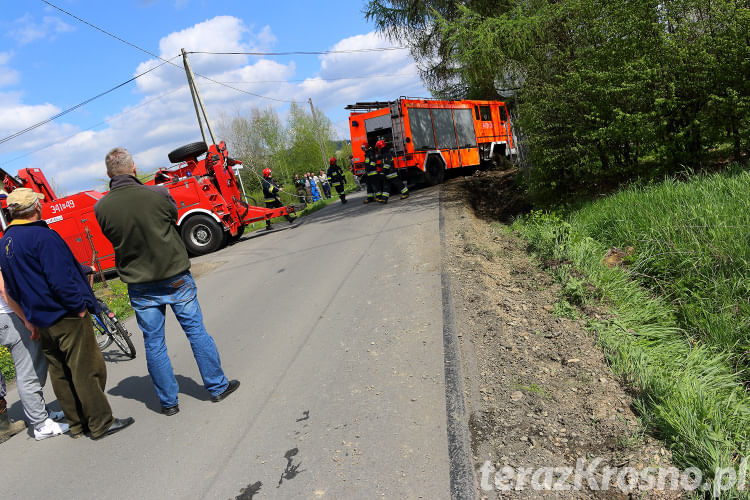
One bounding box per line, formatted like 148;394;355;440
0;85;187;167
187;47;408;56
40;0;295;103
208;71;418;85
0;56;178;147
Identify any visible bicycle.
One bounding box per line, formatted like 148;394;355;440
92;299;136;359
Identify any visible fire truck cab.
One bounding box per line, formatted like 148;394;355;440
347;97;516;184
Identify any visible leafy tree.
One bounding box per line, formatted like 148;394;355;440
371;0;749;200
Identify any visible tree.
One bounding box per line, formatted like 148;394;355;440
371;0;749;200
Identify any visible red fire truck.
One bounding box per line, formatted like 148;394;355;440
0;140;295;273
347;97;516;184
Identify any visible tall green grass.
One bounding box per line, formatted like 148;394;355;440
514;166;750;496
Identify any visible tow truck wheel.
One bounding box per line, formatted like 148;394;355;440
424;156;445;186
168;141;208;164
229;225;246;243
181;214;224;255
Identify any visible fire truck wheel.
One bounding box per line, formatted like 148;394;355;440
424;156;445;186
168;141;208;164
181;214;225;255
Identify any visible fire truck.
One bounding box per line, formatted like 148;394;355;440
0;140;295;273
346;97;516;184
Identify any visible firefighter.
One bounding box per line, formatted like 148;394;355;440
375;140;409;202
262;168;294;230
362;143;379;204
327;157;347;204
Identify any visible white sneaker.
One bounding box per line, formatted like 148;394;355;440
47;409;65;422
34;418;69;440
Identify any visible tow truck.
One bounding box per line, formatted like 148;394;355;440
0;140;294;273
0;49;296;273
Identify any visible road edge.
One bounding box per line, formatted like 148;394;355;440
438;187;478;500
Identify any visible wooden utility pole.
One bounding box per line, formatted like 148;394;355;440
308;98;328;170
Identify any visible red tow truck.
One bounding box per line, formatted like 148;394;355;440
0;140;295;273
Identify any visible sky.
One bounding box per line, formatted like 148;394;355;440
0;0;427;194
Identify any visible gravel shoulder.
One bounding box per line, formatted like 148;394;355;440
441;172;682;499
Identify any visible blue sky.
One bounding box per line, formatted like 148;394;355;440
0;0;426;193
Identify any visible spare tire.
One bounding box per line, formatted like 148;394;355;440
168;141;208;163
423;155;445;185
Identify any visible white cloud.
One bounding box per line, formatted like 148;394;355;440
0;20;427;194
0;52;20;87
8;15;74;45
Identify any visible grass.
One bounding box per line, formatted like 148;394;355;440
513;165;750;496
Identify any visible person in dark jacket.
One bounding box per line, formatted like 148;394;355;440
375;140;409;203
362;143;380;204
293;173;308;206
326;157;347;204
0;188;133;439
95;147;239;416
262;168;295;230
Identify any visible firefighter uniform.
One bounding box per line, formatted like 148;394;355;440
262;175;293;229
378;146;409;202
327;159;347;204
363;146;379;204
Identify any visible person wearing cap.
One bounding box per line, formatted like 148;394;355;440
0;188;134;440
95;148;239;416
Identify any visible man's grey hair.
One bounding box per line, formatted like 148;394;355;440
105;147;134;177
9;200;41;219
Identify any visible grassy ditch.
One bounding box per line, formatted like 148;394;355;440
513;165;750;495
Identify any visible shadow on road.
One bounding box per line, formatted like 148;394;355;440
108;374;209;412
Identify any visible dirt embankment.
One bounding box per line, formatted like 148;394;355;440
442;172;681;499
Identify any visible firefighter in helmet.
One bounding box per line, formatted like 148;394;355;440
362;142;379;204
375;139;409;203
327;157;347;204
262;168;294;230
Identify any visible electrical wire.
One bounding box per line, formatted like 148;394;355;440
0;56;178;146
40;0;296;103
0;85;187;167
187;47;408;56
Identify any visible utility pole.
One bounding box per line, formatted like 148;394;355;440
182;48;217;146
308;98;328;170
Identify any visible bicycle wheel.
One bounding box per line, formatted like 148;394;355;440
98;306;136;359
105;312;135;359
92;314;113;350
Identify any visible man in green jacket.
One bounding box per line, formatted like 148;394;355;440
95;147;239;416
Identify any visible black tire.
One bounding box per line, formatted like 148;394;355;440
168;141;208;164
92;315;113;350
424;156;445;185
229;225;246;243
181;214;225;255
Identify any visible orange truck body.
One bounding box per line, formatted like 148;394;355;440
347;97;516;183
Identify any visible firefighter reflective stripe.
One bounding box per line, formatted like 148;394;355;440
382;192;390;198
401;187;409;194
264;197;276;202
367;171;379;176
386;173;398;179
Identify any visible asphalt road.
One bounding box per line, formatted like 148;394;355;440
1;187;452;499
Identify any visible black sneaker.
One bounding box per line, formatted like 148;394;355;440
211;380;240;403
161;404;179;416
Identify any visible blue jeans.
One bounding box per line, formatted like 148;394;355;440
128;271;229;408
